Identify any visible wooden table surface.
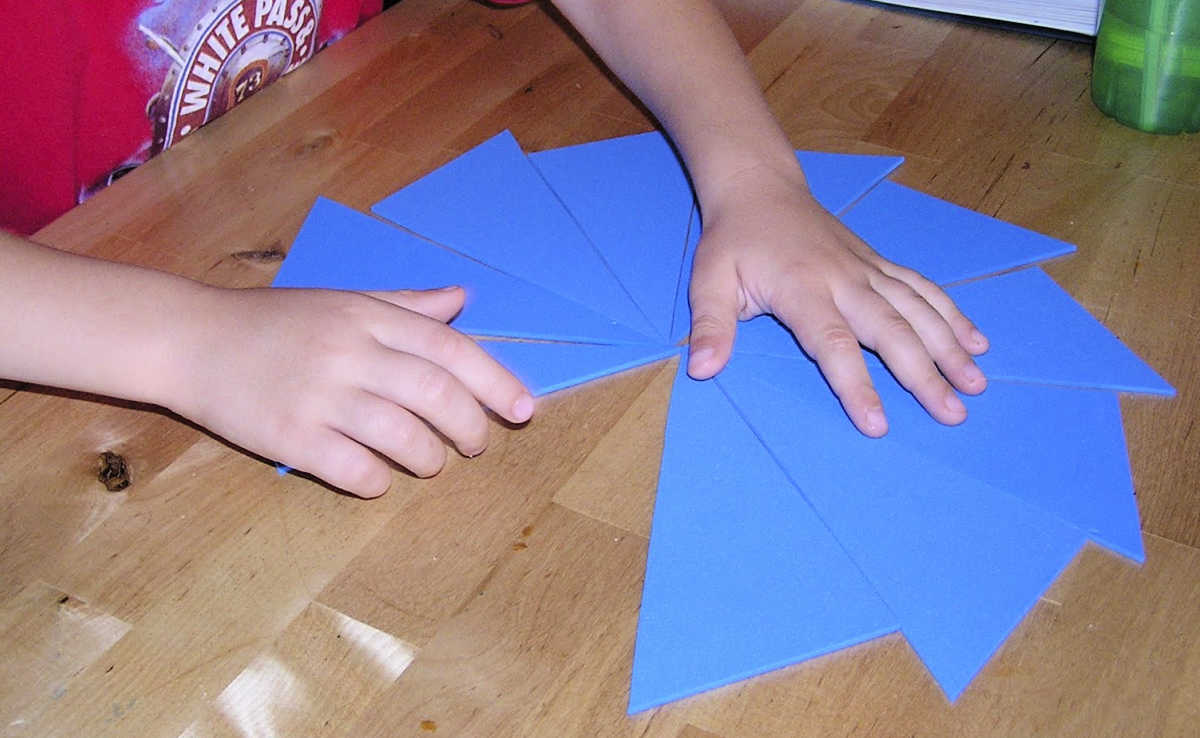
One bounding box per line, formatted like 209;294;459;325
3;1;1197;735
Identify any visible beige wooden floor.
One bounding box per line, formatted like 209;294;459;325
3;1;1198;735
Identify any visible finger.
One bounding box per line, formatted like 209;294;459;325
830;221;988;356
770;287;889;437
290;427;394;498
359;348;491;458
687;251;740;380
868;273;987;396
365;286;466;323
369;314;533;425
873;262;989;355
838;287;967;426
334;389;448;479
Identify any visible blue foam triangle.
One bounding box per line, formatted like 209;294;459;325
870;369;1144;561
839;181;1077;286
630;360;898;713
477;341;679;396
947;268;1175;395
371;131;657;338
529;133;696;340
718;353;1088;700
795;150;904;214
273;198;652;345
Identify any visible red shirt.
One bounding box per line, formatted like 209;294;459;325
1;0;382;235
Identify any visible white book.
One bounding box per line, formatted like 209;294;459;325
875;1;1102;35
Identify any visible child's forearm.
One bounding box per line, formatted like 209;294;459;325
550;0;806;210
0;230;206;409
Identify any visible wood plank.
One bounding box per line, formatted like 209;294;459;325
0;392;205;606
0;583;131;732
863;24;1066;162
22;459;404;736
552;358;676;539
760;4;943;151
179;602;418;737
343;502;650;737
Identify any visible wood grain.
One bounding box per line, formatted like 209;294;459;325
3;1;1197;735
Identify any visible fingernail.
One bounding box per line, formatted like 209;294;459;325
866;406;887;435
964;363;985;387
436;285;460;293
971;328;986;347
688;347;715;378
945;391;966;415
512;393;534;422
690;346;714;366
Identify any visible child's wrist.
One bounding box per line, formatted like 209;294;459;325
697;156;817;226
139;278;225;415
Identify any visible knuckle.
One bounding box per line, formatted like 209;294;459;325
363;412;444;479
690;312;727;337
885;274;921;301
818;325;859;353
913;368;946;393
384;414;423;454
953;314;978;333
888;263;923;285
881;313;917;339
426;324;469;363
414;366;457;406
459;411;490;452
327;293;373;326
937;341;972;365
842;382;879;407
326;447;385;494
409;443;447;478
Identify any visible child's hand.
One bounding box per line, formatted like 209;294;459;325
686;165;989;436
171;285;533;497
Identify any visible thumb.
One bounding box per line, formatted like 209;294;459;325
686;255;740;380
364;286;465;323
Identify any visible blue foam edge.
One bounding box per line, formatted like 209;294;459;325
371;130;657;338
947;267;1175;396
529;133;696;341
479;341;680;397
839;180;1078;286
630;361;898;712
274;197;654;346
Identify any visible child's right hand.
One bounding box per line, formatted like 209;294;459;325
683;163;988;436
168;285;534;497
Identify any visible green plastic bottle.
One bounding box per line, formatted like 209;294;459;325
1092;0;1200;134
